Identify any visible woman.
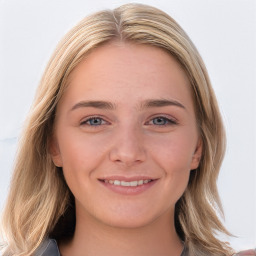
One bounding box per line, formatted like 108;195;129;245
0;3;254;256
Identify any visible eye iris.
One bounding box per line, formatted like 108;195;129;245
153;117;167;125
89;118;102;125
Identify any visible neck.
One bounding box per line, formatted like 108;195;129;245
59;207;183;256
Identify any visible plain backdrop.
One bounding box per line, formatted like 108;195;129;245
0;0;255;251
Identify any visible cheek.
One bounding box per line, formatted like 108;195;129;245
58;129;106;164
56;129;113;185
149;130;198;172
57;134;105;201
146;131;197;201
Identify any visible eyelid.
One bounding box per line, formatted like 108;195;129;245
145;115;178;126
79;114;178;127
80;115;110;126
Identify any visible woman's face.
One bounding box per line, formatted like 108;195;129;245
51;42;202;228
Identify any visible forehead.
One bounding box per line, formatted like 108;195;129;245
61;42;194;110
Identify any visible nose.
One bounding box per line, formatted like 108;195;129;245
109;126;146;166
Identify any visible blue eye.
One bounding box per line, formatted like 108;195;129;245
82;117;106;126
150;116;177;126
153;117;168;125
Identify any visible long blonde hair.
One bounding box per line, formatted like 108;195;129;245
1;3;233;256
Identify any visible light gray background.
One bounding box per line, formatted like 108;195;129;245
0;0;255;251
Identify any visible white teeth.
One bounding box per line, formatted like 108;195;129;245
104;179;152;187
130;181;138;187
121;181;129;186
138;180;143;185
114;180;121;185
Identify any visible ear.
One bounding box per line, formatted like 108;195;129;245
48;135;63;167
190;138;203;170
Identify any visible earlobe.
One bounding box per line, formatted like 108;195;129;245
49;136;63;167
190;138;203;170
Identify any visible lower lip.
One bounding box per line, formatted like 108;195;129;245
99;180;158;195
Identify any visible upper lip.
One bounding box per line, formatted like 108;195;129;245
98;176;158;182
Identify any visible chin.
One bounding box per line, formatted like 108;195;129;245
95;206;168;230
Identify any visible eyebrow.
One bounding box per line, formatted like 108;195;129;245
141;99;185;109
70;99;185;112
70;101;116;111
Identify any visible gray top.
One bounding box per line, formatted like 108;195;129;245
34;239;60;256
35;239;189;256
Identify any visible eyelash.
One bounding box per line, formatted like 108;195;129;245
80;116;108;127
146;116;177;126
80;115;177;127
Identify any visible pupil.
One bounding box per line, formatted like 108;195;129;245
91;118;101;125
154;118;165;125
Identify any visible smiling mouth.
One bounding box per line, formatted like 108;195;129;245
99;179;154;187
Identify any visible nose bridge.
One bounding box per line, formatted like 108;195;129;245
109;122;146;165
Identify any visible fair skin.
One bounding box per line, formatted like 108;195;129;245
50;42;202;256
